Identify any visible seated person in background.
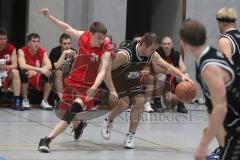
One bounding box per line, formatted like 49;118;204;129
132;34;142;43
0;27;21;110
18;33;53;110
49;33;77;99
153;36;188;113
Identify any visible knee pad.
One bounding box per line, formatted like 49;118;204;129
69;102;83;113
61;102;83;123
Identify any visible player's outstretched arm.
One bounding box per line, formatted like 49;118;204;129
41;8;84;39
152;52;191;82
86;52;112;101
104;59;119;106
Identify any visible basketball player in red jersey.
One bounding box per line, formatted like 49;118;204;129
0;27;21;110
38;8;117;153
18;33;53;110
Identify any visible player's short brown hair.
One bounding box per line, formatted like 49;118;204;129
27;33;40;42
59;33;71;43
180;19;206;46
140;32;160;47
90;21;107;35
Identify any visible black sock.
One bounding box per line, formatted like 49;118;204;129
14;96;20;101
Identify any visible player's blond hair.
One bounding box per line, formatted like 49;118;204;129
216;7;237;23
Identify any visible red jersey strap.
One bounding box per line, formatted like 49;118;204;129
0;43;15;65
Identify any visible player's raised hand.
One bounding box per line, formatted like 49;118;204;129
41;8;50;17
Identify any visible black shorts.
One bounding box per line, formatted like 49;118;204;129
221;118;240;159
117;85;145;98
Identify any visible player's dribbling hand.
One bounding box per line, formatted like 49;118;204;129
41;8;50;17
194;142;208;160
86;86;97;102
109;90;119;106
181;73;194;83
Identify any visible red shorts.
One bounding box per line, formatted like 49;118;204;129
58;78;97;111
2;71;11;90
28;74;44;91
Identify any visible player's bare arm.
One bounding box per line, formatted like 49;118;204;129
104;60;119;106
41;8;84;39
111;50;129;70
152;52;190;81
179;54;187;73
218;37;232;60
54;49;76;69
103;50;129;103
40;52;52;76
18;49;44;74
86;51;111;101
195;65;228;160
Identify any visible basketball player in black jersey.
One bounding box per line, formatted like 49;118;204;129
204;7;240;159
217;7;240;67
180;19;240;160
101;32;191;149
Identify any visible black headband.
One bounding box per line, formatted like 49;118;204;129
216;17;236;23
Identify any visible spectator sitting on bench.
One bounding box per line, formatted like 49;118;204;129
18;33;52;110
0;27;21;110
49;33;77;99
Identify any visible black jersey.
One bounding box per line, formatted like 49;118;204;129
195;46;240;128
157;47;180;68
220;29;240;68
49;46;77;75
112;42;152;98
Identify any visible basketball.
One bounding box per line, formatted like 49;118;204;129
175;81;197;103
162;93;179;109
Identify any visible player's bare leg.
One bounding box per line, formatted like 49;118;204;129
125;94;145;149
101;97;130;140
10;69;22;110
11;69;21;97
143;75;154;112
54;70;64;99
39;97;86;152
129;94;145;133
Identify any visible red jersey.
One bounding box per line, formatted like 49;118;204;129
69;32;113;86
20;47;45;67
164;56;176;92
0;43;15;65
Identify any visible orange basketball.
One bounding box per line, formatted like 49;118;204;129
162;93;179;109
175;81;197;103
